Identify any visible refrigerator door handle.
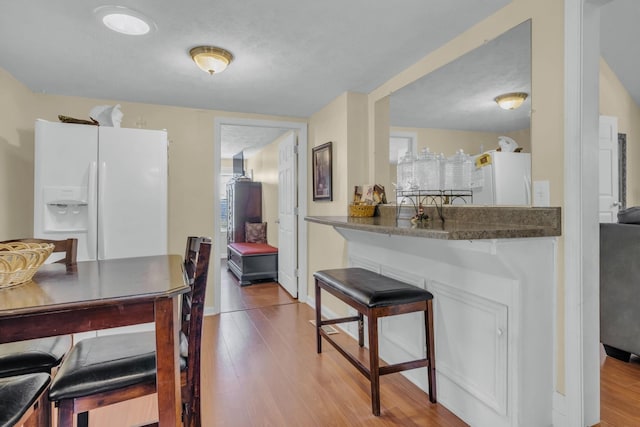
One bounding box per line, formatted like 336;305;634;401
98;161;107;260
88;161;98;260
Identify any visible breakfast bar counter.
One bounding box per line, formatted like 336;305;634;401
305;205;561;240
306;205;561;427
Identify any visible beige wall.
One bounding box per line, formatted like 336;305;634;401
0;68;37;238
346;92;370;193
0;68;305;307
392;126;532;156
600;58;640;206
306;92;368;315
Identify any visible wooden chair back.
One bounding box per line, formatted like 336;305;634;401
181;237;211;427
0;238;78;267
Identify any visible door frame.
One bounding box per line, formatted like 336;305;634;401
212;117;308;314
563;0;610;425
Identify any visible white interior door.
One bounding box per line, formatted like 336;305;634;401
599;115;619;223
278;132;298;298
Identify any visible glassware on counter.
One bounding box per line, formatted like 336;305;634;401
414;148;440;191
397;151;416;191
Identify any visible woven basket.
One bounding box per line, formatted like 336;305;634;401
0;242;54;289
349;204;376;217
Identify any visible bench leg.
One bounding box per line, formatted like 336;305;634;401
368;310;381;416
315;279;322;354
425;299;437;403
358;312;364;347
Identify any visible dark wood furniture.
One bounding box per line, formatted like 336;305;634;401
313;267;436;416
0;237;77;417
226;179;262;245
0;373;50;427
0;237;77;376
0;254;189;427
0;237;78;267
48;238;211;427
227;242;278;286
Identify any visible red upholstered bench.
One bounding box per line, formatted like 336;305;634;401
227;243;278;286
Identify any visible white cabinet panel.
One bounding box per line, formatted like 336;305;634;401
431;281;508;415
379;266;427;358
349;255;380;273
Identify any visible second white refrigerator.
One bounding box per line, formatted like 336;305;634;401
34;119;168;261
471;151;531;205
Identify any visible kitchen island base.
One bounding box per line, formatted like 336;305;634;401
326;227;556;427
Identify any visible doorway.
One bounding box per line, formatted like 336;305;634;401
599;115;620;223
212;117;308;315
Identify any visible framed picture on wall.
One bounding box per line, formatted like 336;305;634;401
312;142;332;201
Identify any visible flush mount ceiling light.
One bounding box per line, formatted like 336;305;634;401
95;6;155;36
190;46;234;75
494;92;528;110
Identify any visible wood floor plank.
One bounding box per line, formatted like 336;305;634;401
599;353;640;426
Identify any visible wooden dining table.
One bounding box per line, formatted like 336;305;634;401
0;254;189;426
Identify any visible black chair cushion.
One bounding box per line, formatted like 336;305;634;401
0;336;71;377
49;331;186;401
314;268;433;308
0;373;50;427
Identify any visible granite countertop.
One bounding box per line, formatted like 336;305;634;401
305;205;561;240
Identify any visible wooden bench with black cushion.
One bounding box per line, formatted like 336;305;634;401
227;242;278;286
313;267;436;416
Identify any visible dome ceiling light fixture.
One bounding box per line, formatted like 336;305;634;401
494;92;528;110
190;46;234;75
94;6;155;36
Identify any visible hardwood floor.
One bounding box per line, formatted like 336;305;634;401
599;351;640;426
219;259;296;313
65;269;640;426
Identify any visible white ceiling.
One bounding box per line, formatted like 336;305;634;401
221;125;290;159
0;0;509;156
600;0;640;107
0;1;636;156
390;20;531;133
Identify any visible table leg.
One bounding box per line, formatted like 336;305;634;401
155;296;182;426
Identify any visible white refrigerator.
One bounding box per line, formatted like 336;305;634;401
34;119;168;261
471;151;531;205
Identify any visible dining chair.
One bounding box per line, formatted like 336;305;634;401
0;238;78;379
48;237;212;427
0;373;50;427
0;238;78;422
0;237;78;267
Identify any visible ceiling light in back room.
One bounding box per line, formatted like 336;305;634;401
494;92;528;110
95;6;155;36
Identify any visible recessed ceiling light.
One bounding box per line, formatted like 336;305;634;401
95;6;155;36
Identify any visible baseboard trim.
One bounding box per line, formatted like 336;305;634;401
552;391;567;426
